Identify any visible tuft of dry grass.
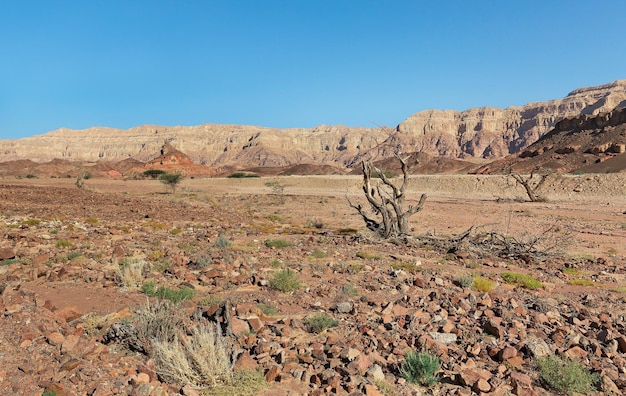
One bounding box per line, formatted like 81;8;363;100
116;258;147;288
152;324;233;388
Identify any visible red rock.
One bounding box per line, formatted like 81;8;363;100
54;305;82;323
564;346;588;359
265;365;282;382
234;351;258;371
499;346;517;361
616;335;626;353
364;384;385;396
247;316;264;332
473;378;491;393
0;248;15;260
33;252;51;266
231;317;250;335
61;334;81;354
181;384;201;396
47;331;65;346
484;319;505;338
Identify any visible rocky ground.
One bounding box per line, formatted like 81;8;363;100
0;176;625;395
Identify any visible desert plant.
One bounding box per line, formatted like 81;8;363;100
66;251;83;260
508;168;551;202
399;350;441;387
198;294;225;307
1;259;19;266
141;280;196;303
269;268;301;292
116;258;147;288
308;250;327;259
131;299;188;355
264;239;291;248
562;267;581;275
214;235;232;249
347;153;427;239
55;240;72;248
356;250;381;260
340;283;359;297
143;169;166;179
500;272;543;289
256;303;277;316
391;262;421;272
264;180;287;195
455;276;474;289
305;312;339;333
472;277;495;292
159;172;184;193
152;323;233;388
568;279;595;287
227;172;259;178
537;355;599;394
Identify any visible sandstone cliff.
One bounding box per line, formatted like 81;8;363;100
473;107;626;174
394;80;626;159
1;80;625;170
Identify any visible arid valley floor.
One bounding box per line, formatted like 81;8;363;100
1;174;625;395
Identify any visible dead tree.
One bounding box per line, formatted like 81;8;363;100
509;168;550;202
348;153;427;239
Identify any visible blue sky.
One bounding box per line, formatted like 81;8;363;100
1;1;625;139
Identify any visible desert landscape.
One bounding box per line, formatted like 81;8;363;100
1;80;626;396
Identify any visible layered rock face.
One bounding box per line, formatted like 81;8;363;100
0;124;388;168
395;80;626;159
1;80;625;167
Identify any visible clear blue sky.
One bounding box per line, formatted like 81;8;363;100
1;1;625;139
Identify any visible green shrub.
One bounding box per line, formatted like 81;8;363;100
562;267;581;275
568;279;595;287
400;350;440;387
537;355;599;394
214;235;232;249
159;172;184;193
141;280;196;303
264;239;291;248
256;303;277;316
21;219;41;226
391;262;421;272
1;259;19;266
269;269;301;292
143;169;166;179
340;283;359;297
356;250;381;260
472;277;495;292
25;174;37;179
305;312;338;333
198;294;224;307
66;251;83;260
308;250;327;259
55;240;72;248
455;276;474;289
227;172;259;178
500;272;543;289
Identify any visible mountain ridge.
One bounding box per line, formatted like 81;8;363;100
1;80;625;174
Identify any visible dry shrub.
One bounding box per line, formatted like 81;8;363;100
132;299;188;355
116;258;147;288
152;323;233;388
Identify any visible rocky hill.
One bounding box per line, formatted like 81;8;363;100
474;107;626;174
394;80;626;159
0;80;625;174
